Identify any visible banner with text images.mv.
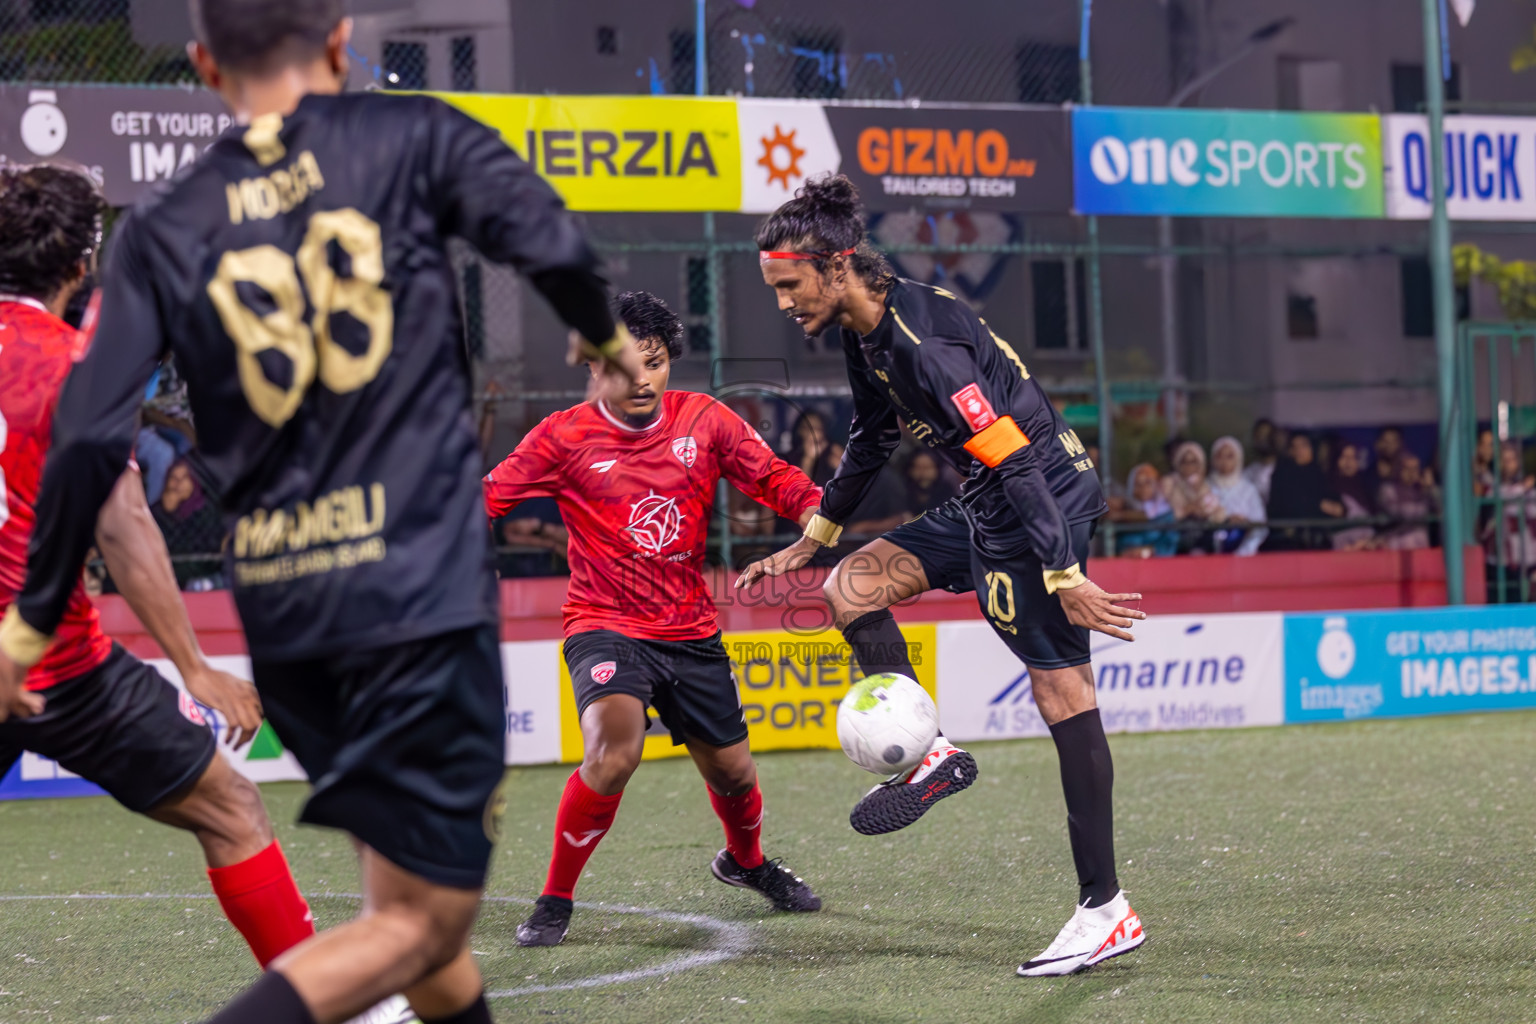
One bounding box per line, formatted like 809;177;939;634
1073;107;1383;218
936;614;1285;743
1284;606;1536;724
0;84;230;206
1382;114;1536;220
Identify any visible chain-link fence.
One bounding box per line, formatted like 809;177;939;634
5;0;1528;588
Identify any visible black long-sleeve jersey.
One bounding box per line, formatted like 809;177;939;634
14;91;616;662
819;279;1106;588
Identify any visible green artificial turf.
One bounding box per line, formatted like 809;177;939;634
5;713;1536;1023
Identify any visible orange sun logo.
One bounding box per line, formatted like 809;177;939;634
758;124;806;190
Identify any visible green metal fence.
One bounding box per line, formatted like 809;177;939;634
1458;322;1536;603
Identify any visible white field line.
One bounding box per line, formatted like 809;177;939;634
0;891;753;997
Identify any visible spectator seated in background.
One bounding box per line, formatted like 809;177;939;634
1328;442;1378;551
1482;441;1536;601
1108;463;1179;557
1207;436;1267;555
151;458;224;590
1373;426;1405;486
1243;418;1285;506
1473;427;1497;498
787;410;837;487
494;496;569;578
903;450;957;515
1162;441;1226;552
1264;432;1344;552
1376;451;1437;551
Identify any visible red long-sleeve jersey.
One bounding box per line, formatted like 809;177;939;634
0;300;114;690
484;390;821;641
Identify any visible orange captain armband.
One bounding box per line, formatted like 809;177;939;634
963;415;1030;468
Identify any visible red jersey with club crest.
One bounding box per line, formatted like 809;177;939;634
484;390;821;641
0;300;114;690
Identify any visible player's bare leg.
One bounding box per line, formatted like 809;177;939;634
225;845;485;1023
517;694;645;947
825;539;979;835
687;737;821;912
146;752;322;972
1016;664;1142;977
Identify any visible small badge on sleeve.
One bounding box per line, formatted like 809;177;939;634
950;383;998;432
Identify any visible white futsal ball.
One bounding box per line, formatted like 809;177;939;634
837;673;939;775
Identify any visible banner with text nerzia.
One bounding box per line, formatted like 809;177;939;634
1073;107;1383;218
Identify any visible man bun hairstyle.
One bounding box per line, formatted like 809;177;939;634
613;290;684;360
754;173;895;293
0;164;104;304
190;0;346;74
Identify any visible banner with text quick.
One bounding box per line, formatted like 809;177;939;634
936;614;1285;742
1073;107;1383;218
1285;606;1536;723
1383;114;1536;220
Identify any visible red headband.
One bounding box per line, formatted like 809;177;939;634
759;247;856;263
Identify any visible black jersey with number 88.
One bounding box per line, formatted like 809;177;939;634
18;92;614;662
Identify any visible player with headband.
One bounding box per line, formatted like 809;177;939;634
739;173;1148;978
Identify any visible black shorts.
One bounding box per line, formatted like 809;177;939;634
253;624;506;890
882;497;975;595
970;520;1096;670
0;645;216;814
564;629;746;749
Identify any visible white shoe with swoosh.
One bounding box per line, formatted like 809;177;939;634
1017;891;1144;977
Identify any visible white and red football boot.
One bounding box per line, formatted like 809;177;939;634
848;736;978;835
1016;891;1145;977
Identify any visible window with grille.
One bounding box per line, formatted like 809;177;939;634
451;36;476;91
383;41;427;90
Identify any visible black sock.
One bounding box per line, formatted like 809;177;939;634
840;609;917;678
205;970;315;1024
423;992;493;1024
1048;707;1119;909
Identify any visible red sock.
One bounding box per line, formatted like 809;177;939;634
708;783;764;869
542;770;623;900
206;839;315;968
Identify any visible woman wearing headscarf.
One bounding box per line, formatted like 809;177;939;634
1376;451;1436;551
1265;432;1344;551
1328;442;1377;551
1161;441;1225;551
1207;436;1267;555
150;458;225;589
1108;463;1180;557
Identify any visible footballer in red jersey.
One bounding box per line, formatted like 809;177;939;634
0;165;332;984
484;291;825;945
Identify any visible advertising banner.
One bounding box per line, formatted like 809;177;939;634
556;625;939;764
1073;107;1383;218
737;99;841;214
824;105;1072;212
0;84;231;206
1383;114;1536;220
1285;606;1536;723
436;92;741;212
936;614;1285;743
0;645;569;802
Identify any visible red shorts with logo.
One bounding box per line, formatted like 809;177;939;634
563;629;745;748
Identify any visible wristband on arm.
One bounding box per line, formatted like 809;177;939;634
0;605;52;668
1043;564;1087;595
803;513;843;547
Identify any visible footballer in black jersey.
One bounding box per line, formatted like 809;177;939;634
0;4;638;1022
740;174;1148;978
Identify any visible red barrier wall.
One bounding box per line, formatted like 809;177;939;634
98;546;1486;656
